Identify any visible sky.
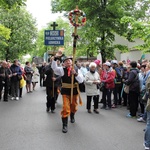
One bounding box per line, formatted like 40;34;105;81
26;0;64;30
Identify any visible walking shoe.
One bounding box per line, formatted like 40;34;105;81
126;113;136;118
16;97;19;101
3;100;8;102
143;143;150;150
105;106;111;110
88;109;92;113
62;117;68;133
46;107;50;112
138;113;144;117
70;113;75;123
11;97;15;100
101;106;106;109
112;104;117;108
145;146;150;150
93;109;99;114
51;110;55;113
137;117;146;122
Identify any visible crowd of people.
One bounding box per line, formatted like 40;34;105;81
0;59;39;102
0;54;150;149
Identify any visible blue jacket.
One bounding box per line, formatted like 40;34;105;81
10;64;22;82
143;70;150;86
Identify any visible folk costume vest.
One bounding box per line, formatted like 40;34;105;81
61;68;78;95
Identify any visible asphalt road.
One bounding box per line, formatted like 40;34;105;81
0;85;146;150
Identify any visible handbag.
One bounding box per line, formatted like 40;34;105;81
99;82;105;92
17;74;22;80
20;78;26;88
124;85;129;94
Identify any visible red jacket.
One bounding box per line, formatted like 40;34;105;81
100;68;115;89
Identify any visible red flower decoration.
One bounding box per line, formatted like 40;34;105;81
68;9;86;27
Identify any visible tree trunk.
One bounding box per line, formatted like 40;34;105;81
100;0;107;63
101;31;106;63
5;47;9;61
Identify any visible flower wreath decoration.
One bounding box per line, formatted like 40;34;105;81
68;9;86;27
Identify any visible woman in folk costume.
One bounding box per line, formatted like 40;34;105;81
84;62;100;113
31;63;39;91
51;51;83;133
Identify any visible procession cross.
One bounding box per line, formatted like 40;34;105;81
71;6;81;105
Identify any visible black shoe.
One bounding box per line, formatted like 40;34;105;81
88;109;92;113
101;106;106;109
3;100;8;102
70;113;75;123
46;107;50;112
105;106;111;110
51;110;55;113
93;109;99;114
62;125;68;133
62;117;68;133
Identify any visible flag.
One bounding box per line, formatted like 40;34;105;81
140;54;145;63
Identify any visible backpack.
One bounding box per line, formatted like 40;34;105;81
114;68;122;84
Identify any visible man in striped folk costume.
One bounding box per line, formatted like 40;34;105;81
51;52;83;133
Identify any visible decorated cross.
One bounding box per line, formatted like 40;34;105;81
68;6;86;105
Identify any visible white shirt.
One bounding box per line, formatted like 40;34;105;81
51;60;83;84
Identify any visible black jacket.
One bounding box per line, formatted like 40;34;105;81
45;66;61;87
125;68;140;93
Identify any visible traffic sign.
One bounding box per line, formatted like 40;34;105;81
44;30;64;46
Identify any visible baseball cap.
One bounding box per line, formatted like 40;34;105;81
104;62;111;66
94;59;101;65
111;60;118;64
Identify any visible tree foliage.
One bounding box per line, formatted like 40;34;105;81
0;8;37;60
0;0;26;9
0;24;11;46
121;16;150;52
51;0;150;62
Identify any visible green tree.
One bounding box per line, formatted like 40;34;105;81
0;8;37;60
52;0;150;62
0;24;11;46
0;0;27;54
0;0;26;9
121;16;150;52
